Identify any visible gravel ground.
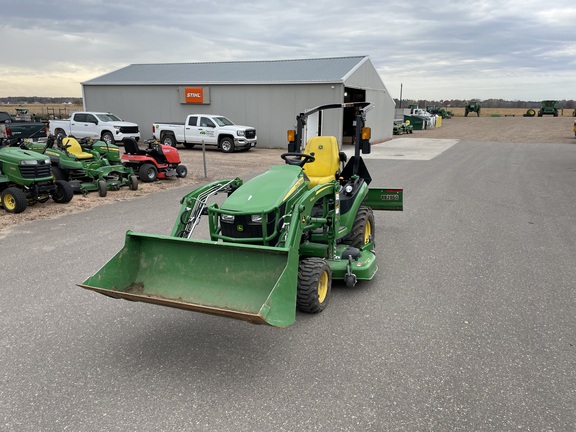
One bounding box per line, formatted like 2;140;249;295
1;115;574;231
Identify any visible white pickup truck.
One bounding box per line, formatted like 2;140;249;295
49;112;140;144
152;114;257;152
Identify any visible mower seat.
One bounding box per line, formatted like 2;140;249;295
302;136;340;187
124;138;146;155
62;137;93;160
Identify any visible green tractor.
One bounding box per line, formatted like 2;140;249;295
0;138;73;214
538;100;559;117
24;135;138;197
78;102;404;327
465;101;481;117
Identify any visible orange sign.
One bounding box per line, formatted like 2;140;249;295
185;87;203;104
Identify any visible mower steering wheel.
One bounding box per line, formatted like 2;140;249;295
281;152;315;167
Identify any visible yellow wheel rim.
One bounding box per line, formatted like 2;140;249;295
318;270;329;303
3;194;16;211
363;220;372;245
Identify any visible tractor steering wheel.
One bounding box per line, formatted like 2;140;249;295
281;152;315;167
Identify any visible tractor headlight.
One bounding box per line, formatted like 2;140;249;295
236;130;245;137
221;214;235;223
19;160;38;166
250;214;262;223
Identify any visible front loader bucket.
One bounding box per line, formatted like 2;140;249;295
79;231;298;327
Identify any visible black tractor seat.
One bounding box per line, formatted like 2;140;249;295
123;138;147;155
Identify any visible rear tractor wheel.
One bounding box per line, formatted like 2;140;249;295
343;206;375;249
297;258;332;313
139;163;158;182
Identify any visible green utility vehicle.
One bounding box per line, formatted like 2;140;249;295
79;102;404;327
25;135;138;197
0;139;73;214
465;101;481;117
426;106;453;119
538;100;559;117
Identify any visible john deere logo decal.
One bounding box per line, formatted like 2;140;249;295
237;225;244;232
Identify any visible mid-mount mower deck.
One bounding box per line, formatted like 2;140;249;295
79;102;403;327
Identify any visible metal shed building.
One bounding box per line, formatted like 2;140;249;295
81;56;395;148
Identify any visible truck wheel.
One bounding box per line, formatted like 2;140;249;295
52;180;74;203
139;163;158;182
54;129;67;140
176;165;188;178
98;180;107;197
219;137;235;153
297;258;331;313
1;187;28;214
343;206;375;249
129;175;139;190
162;134;177;147
101;132;115;144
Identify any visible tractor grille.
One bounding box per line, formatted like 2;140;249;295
245;129;256;139
20;163;52;179
120;126;139;134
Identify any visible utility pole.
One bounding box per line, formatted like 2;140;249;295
399;83;403;109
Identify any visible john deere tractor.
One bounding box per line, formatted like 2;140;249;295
538;100;559;117
465;101;481;117
0;138;73;214
79;102;403;327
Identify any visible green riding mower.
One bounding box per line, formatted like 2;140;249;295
0;138;73;214
25;135;138;197
79;102;403;328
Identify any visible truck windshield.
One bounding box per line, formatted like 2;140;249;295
96;113;122;122
213;117;235;126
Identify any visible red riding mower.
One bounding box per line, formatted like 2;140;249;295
122;138;187;182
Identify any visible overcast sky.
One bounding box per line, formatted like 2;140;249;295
2;0;575;101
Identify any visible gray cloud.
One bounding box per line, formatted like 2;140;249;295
1;0;575;99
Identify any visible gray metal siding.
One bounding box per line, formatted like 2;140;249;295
83;83;346;148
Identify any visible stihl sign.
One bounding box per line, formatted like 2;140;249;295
185;87;203;103
180;86;210;104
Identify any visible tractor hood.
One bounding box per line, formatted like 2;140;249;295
0;147;51;165
221;165;306;213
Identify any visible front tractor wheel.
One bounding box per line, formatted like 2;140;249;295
52;180;74;203
1;187;28;214
297;258;332;313
343;206;375;249
176;164;188;178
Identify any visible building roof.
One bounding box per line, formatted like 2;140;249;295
83;56;370;86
